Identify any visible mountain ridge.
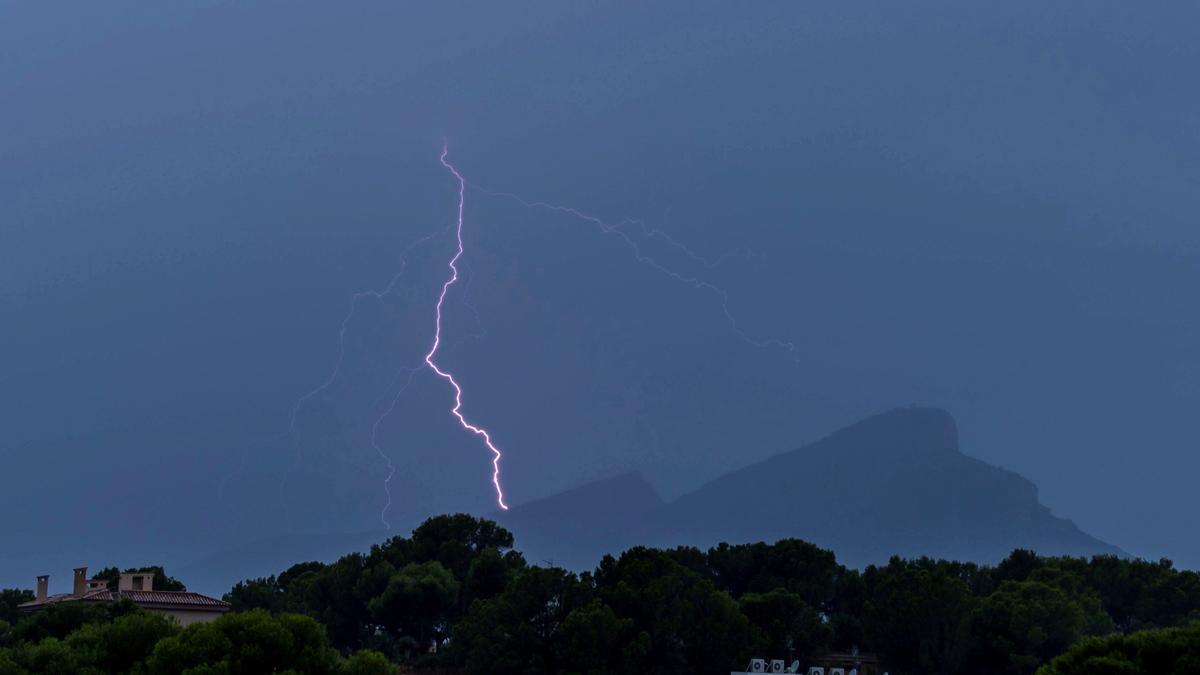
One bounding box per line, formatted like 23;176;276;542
495;407;1123;569
167;407;1123;593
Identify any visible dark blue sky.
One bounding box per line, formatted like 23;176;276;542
2;1;1199;585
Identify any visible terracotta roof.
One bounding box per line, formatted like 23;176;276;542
18;592;89;608
102;590;230;608
19;589;230;611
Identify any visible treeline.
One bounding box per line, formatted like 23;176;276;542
223;514;1200;674
3;514;1199;674
0;598;391;674
0;595;388;667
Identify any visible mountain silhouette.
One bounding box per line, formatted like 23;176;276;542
168;407;1121;592
495;472;665;568
497;407;1123;569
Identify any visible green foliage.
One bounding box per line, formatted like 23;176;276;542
558;599;634;674
0;532;486;674
223;514;524;659
0;651;22;675
1037;623;1200;675
861;557;978;675
63;611;179;673
92;565;186;592
0;607;176;674
1083;556;1200;631
408;513;517;582
224;576;282;614
212;520;1200;675
145;609;340;674
740;588;830;662
454;565;584;673
0;592;33;626
339;649;394;675
463;547;511;606
2;599;140;647
5;515;1200;675
368;561;460;653
706;540;842;609
827;568;866;649
960;580;1113;675
594;547;756;673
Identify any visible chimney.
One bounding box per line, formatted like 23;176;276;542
36;575;48;602
72;567;87;598
119;571;153;591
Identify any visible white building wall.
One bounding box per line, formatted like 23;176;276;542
149;608;226;627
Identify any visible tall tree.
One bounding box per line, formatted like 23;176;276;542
861;558;976;675
961;580;1113;675
369;561;460;656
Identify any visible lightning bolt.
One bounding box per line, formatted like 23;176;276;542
276;142;796;529
424;144;509;510
368;364;422;529
277;144;509;531
470;187;799;361
277;218;450;531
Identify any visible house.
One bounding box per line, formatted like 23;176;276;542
18;566;231;627
808;653;886;675
732;653;886;675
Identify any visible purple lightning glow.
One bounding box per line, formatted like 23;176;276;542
369;364;422;528
425;144;509;510
276;145;507;530
277;217;450;531
470;186;799;361
275;142;797;529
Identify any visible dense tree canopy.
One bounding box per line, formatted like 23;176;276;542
0;607;389;675
1038;623;1200;675
3;517;1200;674
0;591;33;626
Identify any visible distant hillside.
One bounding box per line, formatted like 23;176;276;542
183;473;664;592
496;407;1123;569
494;472;665;568
150;407;1125;593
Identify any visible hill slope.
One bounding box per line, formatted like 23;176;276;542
179;407;1121;591
498;408;1122;569
496;472;665;569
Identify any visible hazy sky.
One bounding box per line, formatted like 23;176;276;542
2;1;1199;586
